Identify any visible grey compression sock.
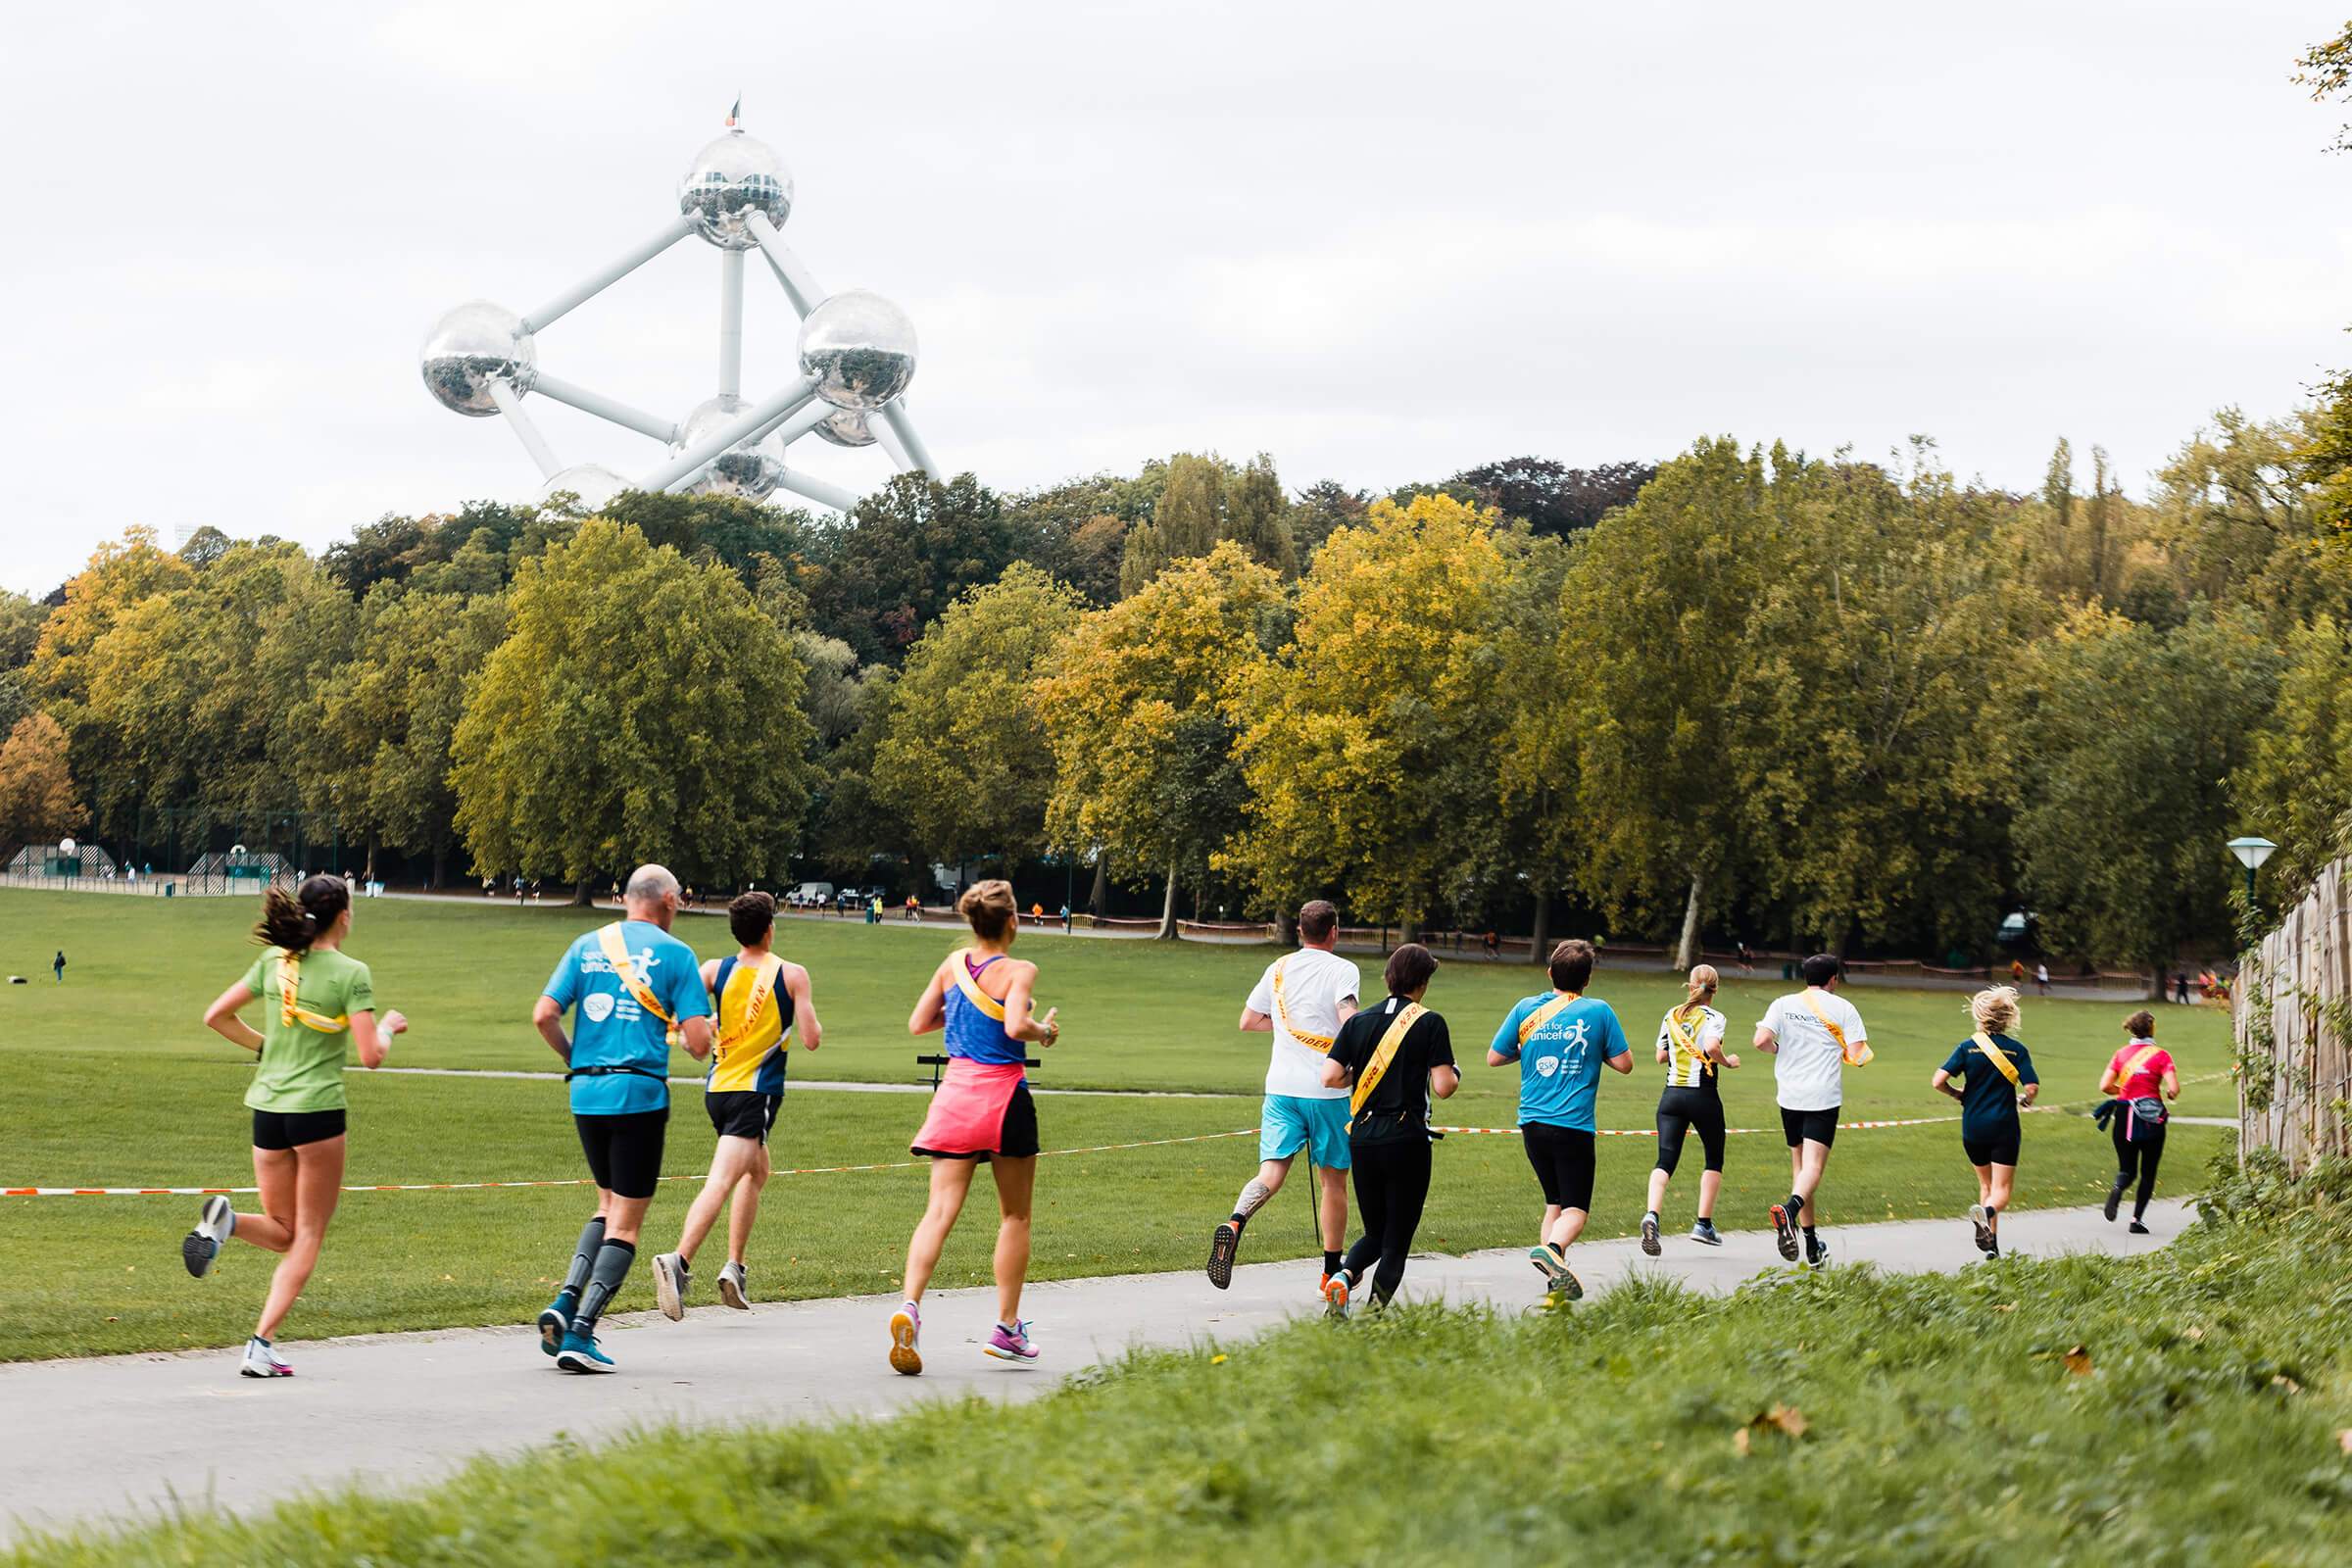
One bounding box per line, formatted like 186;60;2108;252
561;1217;607;1299
573;1240;637;1334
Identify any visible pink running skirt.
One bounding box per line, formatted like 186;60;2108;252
911;1058;1037;1159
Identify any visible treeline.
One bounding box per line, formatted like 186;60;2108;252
3;422;2346;967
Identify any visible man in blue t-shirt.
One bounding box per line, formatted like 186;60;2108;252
1487;939;1632;1300
528;863;713;1373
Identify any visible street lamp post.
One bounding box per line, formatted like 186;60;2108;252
2227;835;2278;906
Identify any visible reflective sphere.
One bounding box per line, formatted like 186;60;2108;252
812;407;877;448
537;463;631;513
419;301;535;416
674;394;784;499
678;130;794;250
798;290;917;411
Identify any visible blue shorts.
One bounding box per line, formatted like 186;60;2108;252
1259;1095;1352;1169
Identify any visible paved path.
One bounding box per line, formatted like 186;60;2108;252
0;1199;2189;1544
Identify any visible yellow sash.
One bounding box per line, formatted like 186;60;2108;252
1272;956;1336;1054
714;954;787;1064
1348;1002;1427;1125
275;951;347;1034
1664;1004;1715;1078
1799;992;1871;1066
596;922;679;1047
1970;1031;2020;1087
952;950;1008;1022
1518;992;1580;1046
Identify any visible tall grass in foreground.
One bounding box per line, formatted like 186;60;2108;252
15;1152;2352;1566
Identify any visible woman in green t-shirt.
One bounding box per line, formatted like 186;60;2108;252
190;875;406;1378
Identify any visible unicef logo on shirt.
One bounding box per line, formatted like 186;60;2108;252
1535;1055;1559;1078
582;993;615;1024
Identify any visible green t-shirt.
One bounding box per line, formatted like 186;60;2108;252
240;947;376;1113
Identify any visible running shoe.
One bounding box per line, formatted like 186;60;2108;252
718;1260;750;1310
653;1251;689;1321
2103;1180;2124;1223
1689;1218;1723;1247
182;1195;234;1279
1803;1233;1830;1270
1968;1204;1993;1254
1206;1221;1241;1290
1641;1213;1661;1257
240;1337;293;1378
1769;1204;1799;1262
2129;1220;2150;1236
537;1298;572;1357
1321;1270;1351;1320
1528;1245;1582;1300
888;1301;922;1376
984;1319;1040;1364
555;1331;615;1374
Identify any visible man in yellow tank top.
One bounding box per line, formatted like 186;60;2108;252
652;892;821;1318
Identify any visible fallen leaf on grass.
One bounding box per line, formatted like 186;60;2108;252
2272;1375;2302;1396
2063;1346;2093;1377
1735;1404;1810;1455
1993;1303;2015;1313
2184;1326;2205;1341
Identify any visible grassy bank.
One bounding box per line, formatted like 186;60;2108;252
14;1161;2350;1566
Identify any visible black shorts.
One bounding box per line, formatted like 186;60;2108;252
1522;1121;1596;1212
1962;1125;2021;1168
575;1107;668;1200
1781;1105;1839;1150
252;1107;347;1151
706;1090;781;1145
1655;1087;1726;1175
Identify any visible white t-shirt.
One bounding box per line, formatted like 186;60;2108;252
1760;988;1867;1112
1248;947;1362;1100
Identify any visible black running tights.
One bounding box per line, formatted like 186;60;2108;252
1345;1138;1432;1306
2111;1120;2165;1218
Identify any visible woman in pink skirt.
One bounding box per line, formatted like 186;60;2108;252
889;879;1060;1375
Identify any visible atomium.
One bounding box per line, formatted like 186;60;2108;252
421;106;938;514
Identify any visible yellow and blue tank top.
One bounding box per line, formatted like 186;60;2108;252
706;953;793;1095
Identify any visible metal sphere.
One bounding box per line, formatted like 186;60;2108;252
812;407;877;448
418;301;535;417
798;290;917;412
674;394;784;500
678;130;794;250
537;463;630;513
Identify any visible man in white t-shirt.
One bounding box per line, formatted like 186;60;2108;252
1754;953;1868;1269
1207;900;1360;1297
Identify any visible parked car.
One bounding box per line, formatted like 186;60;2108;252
835;885;880;912
787;881;835;909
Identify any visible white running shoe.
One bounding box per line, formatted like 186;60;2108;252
183;1195;236;1279
718;1260;750;1310
240;1337;293;1378
652;1252;688;1321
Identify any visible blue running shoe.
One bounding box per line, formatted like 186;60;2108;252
555;1330;614;1374
537;1297;573;1358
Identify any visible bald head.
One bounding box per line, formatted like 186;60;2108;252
623;863;681;929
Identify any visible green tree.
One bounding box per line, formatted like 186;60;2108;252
1036;542;1286;938
450;521;814;895
870;564;1081;873
0;710;82;856
0;589;48;670
1224;455;1299;578
2233;613;2352;894
802;472;1016;662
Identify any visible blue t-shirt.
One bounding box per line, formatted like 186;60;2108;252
542;919;712;1114
1490;993;1632;1132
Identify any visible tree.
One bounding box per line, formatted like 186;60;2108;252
450;521;814;893
2233;613;2352;895
1036;543;1287;938
1287;479;1369;563
801;472;1017;662
1001;469;1164;606
2294;20;2352;152
1224;455;1299;578
1222;495;1515;934
1449;458;1658;537
1117;452;1298;595
0;590;49;670
0;711;81;855
870;564;1081;871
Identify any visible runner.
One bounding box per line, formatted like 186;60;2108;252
1487;939;1632;1299
889;879;1060;1375
1929;986;2039;1258
1755;953;1869;1268
2099;1009;2178;1234
1641;963;1738;1254
1207;899;1360;1302
186;875;408;1378
528;863;713;1374
1319;943;1457;1313
651;891;820;1320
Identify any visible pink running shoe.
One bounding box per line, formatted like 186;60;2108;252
983;1319;1040;1364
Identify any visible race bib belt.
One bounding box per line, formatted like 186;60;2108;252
276;951;348;1034
1273;956;1336;1054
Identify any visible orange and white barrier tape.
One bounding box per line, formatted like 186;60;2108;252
2;1128;1259;1198
1431;1111;1966;1138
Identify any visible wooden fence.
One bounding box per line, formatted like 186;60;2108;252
2235;858;2352;1172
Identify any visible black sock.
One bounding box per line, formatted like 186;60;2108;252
1787;1195;1806;1222
1323;1250;1342;1275
573;1239;637;1334
560;1216;606;1302
1802;1226;1818;1242
1228;1213;1247;1231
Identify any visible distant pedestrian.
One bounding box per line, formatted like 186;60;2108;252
2100;1010;2177;1234
2173;971;2190;1005
2009;958;2025;985
1736;941;1753;976
2034;962;2049;997
1483;930;1500;959
52;950;65;984
1059;903;1071;933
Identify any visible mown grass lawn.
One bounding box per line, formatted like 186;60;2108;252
11;1173;2348;1567
0;893;2231;1359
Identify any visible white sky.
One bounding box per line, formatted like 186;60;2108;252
2;1;2345;595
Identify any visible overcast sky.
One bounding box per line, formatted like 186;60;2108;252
2;1;2344;594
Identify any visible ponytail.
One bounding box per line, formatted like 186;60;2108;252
255;875;350;954
1682;963;1719;1013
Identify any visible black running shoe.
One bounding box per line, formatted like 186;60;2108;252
1206;1222;1240;1290
1803;1232;1830;1270
2129;1220;2150;1236
2103;1181;2124;1223
1640;1213;1661;1257
1769;1204;1799;1261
